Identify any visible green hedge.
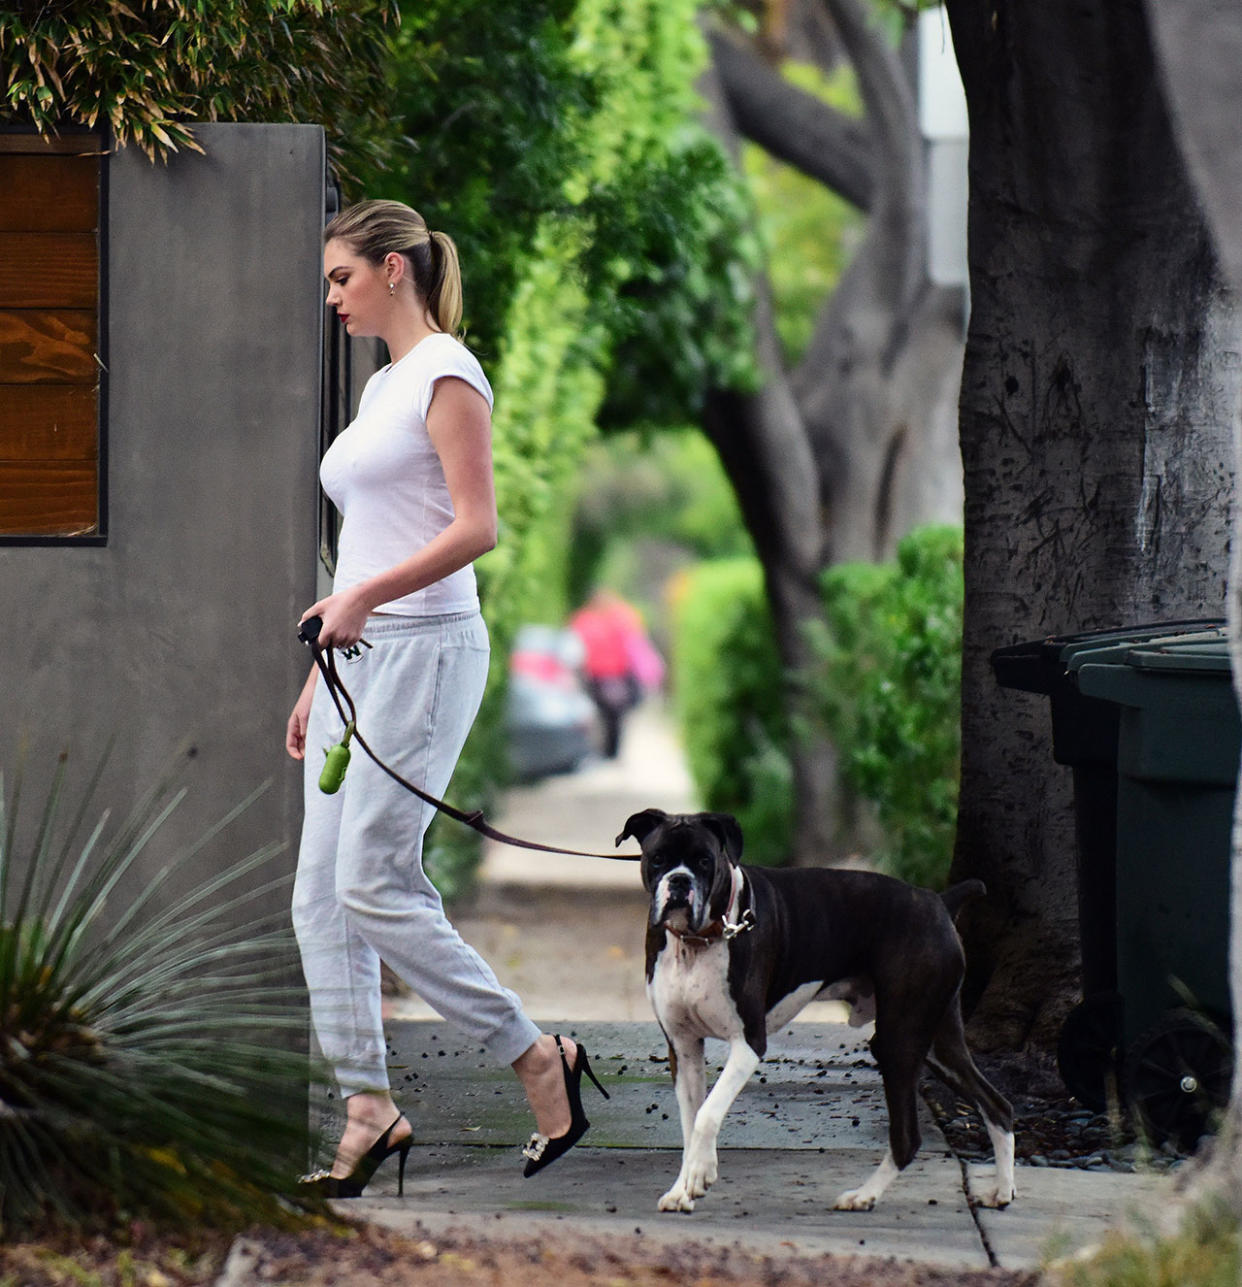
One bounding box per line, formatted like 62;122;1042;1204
813;525;964;889
671;525;964;886
424;223;604;898
671;559;792;866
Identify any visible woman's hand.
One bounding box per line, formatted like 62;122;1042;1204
286;669;317;760
300;588;371;650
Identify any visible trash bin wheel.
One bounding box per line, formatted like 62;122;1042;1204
1057;992;1123;1112
1122;1009;1233;1152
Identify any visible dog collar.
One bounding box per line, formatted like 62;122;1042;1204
668;869;755;947
668;922;726;946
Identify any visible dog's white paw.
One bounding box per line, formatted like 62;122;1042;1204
833;1188;877;1212
682;1148;717;1198
658;1183;696;1213
974;1181;1016;1209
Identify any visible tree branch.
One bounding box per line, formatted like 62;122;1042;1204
822;0;925;307
791;0;928;394
706;25;874;212
695;22;826;583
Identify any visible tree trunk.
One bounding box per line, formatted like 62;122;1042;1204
1144;0;1242;1211
699;277;840;863
701;0;967;862
945;0;1237;1050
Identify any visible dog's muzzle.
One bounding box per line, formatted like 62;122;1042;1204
651;867;702;930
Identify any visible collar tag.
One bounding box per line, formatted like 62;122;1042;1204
723;907;755;940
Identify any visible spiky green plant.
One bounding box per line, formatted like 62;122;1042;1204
0;751;318;1234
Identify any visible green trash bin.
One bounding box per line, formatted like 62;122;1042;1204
1067;628;1237;1149
991;622;1220;1009
992;620;1236;1144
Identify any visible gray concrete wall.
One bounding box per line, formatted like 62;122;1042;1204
1;124;325;933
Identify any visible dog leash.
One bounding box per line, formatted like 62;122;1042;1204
299;616;643;862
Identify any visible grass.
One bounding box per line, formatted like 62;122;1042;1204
1051;1197;1239;1287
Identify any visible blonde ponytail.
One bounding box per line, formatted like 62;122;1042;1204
428;231;463;336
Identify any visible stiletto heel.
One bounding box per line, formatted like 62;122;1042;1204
396;1139;411;1197
300;1114;412;1198
522;1034;610;1178
577;1047;607;1099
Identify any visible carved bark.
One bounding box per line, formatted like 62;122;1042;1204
945;0;1238;1049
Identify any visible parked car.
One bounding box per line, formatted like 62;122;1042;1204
505;625;601;780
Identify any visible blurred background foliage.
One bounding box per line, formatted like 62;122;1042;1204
568;431;755;635
670;526;963;885
671;558;793;867
4;0;964;892
363;0;761;893
812;524;964;888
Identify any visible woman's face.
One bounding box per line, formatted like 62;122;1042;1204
323;238;390;336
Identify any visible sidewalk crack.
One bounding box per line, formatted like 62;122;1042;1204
921;1084;1001;1269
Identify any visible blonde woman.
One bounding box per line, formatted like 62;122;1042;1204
286;200;604;1197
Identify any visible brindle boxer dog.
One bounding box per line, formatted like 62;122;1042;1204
617;808;1015;1214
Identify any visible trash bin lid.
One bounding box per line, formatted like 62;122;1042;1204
1067;626;1234;752
1065;628;1232;680
991;619;1224;694
1124;633;1232;674
1070;627;1240;783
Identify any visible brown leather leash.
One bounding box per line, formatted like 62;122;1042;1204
300;617;643;862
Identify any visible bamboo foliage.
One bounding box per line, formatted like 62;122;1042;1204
0;0;398;189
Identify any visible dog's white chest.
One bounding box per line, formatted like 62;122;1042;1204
649;937;742;1041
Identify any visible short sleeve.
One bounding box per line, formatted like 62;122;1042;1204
417;337;494;422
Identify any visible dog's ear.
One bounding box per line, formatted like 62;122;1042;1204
701;812;743;862
616;808;668;847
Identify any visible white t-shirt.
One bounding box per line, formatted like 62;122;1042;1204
320;332;494;616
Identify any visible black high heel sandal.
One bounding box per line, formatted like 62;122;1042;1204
300;1114;412;1198
522;1035;610;1178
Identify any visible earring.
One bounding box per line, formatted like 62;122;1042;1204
388;281;395;296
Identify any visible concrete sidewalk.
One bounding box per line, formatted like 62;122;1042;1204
339;1020;1164;1272
354;701;1168;1272
477;698;697;890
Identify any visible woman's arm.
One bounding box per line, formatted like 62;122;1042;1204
300;376;497;649
286;664;318;759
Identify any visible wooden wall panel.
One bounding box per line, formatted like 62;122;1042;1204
0;462;97;535
0;155;98;231
0;140;101;538
0;311;97;384
0;233;98;307
0;134;105;156
0;387;97;458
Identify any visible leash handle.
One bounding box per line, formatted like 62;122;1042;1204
299;618;643;862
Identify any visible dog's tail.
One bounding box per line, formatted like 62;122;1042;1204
940;878;986;922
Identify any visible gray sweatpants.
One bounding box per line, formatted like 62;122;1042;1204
292;611;541;1096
